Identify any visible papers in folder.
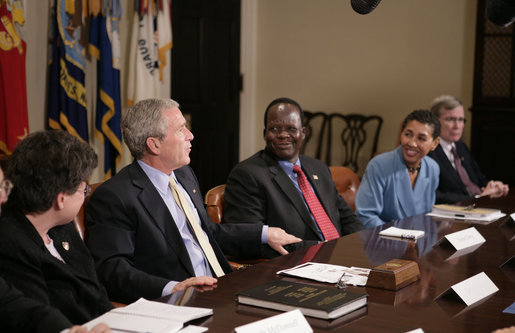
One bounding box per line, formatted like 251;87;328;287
277;262;370;286
378;227;425;240
83;298;213;333
426;204;505;222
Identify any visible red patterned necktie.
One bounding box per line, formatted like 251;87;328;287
451;146;481;196
292;165;340;241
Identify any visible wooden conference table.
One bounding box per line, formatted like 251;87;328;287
163;194;515;332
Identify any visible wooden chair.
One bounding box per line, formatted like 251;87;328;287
74;182;102;240
329;166;360;211
302;111;383;177
204;184;266;270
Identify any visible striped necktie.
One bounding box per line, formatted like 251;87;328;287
293;165;340;241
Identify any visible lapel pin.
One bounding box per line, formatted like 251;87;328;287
313;175;319;180
62;242;70;251
193;189;196;193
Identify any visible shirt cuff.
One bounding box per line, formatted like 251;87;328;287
261;225;269;244
162;280;178;297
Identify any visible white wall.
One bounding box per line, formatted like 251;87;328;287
243;0;476;158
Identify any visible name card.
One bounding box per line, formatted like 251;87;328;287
436;272;498;306
434;227;485;251
511;212;515;221
235;309;313;333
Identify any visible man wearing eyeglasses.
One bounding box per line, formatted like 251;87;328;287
428;95;509;203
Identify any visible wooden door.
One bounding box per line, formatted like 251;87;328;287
171;0;241;194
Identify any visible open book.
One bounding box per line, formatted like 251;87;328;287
83;298;213;333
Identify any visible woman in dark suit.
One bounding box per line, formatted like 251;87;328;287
0;131;112;331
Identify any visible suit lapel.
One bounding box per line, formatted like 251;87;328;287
129;163;195;277
263;153;323;240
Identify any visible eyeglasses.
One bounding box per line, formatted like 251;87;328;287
442;117;466;124
0;179;13;198
84;183;91;197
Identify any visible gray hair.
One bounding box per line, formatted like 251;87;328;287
430;95;462;117
122;98;180;159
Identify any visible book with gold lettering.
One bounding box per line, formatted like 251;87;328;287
237;280;367;320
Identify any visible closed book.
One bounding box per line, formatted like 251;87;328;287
237;280;367;320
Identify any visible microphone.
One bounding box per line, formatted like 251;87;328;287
486;0;515;27
351;0;382;15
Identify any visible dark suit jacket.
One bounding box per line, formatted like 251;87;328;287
86;161;264;304
223;150;364;252
0;207;113;326
0;277;72;333
428;141;489;204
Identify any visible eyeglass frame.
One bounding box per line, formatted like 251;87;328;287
0;179;13;198
83;183;91;197
442;116;466;124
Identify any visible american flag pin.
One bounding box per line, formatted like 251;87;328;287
313;175;319;180
62;242;70;251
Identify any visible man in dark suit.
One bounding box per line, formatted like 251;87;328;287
0;133;111;332
428;95;509;203
223;97;364;256
86;98;301;304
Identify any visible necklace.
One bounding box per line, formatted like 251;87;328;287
407;164;421;174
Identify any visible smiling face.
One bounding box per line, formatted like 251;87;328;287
400;120;440;168
264;103;305;163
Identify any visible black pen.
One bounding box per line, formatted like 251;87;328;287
400;234;416;241
336;272;347;289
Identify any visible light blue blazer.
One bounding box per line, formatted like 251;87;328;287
356;146;439;229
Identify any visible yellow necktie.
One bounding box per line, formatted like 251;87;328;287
169;177;225;277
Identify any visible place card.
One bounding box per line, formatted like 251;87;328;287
433;227;485;251
435;272;498;306
234;309;313;333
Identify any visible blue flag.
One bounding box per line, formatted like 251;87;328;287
89;1;122;178
47;0;89;142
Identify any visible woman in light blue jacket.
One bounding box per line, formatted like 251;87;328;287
356;110;440;229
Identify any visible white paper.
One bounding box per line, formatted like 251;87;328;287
276;262;370;286
379;227;425;240
84;312;183;333
405;329;424;333
235;309;312;333
440;227;485;251
114;298;213;322
426;211;505;222
178;325;208;333
511;212;515;221
450;272;499;306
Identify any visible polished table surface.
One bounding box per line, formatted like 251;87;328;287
165;194;515;332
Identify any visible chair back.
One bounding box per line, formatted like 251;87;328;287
302;111;383;177
329;166;360;211
204;184;226;223
74;182;102;239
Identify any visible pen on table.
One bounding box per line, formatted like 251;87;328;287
400;234;416;241
336;272;346;289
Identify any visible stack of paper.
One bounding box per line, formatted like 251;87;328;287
427;204;505;222
83;298;213;333
378;227;425;240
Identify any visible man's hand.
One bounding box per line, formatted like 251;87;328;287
481;180;509;198
172;276;218;293
267;227;302;255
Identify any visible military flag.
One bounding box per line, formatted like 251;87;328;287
89;0;122;178
0;0;28;155
127;0;172;106
47;0;89;142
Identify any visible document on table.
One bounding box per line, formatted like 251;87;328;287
277;262;370;286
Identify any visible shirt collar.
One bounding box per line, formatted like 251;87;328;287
439;138;454;153
137;160;174;196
